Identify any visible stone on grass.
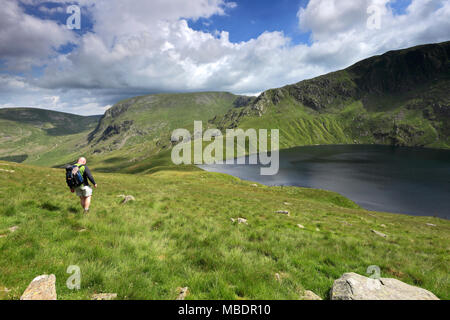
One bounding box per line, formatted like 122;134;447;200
426;223;436;227
237;218;248;225
231;218;248;225
331;272;439;300
20;274;57;300
250;184;258;187
301;290;322;300
0;168;15;173
297;224;305;229
372;230;387;238
121;195;135;204
283;202;292;206
176;287;189;300
8;226;18;233
91;293;117;300
380;224;387;228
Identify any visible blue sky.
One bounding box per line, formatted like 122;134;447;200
188;0;312;45
0;0;448;115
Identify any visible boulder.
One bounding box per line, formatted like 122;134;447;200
20;274;57;300
331;272;439;300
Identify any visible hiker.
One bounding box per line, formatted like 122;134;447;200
68;157;98;213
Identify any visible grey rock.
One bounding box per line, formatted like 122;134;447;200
237;218;248;225
331;272;439;300
372;230;387;238
176;287;189;300
21;274;57;300
91;293;117;300
301;290;322;300
8;226;18;233
121;195;135;204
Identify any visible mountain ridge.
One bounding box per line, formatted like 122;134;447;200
213;41;450;150
0;41;449;170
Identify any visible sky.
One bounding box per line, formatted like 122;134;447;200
0;0;449;115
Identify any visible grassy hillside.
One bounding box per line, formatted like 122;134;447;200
0;162;448;300
213;41;450;151
0;108;101;164
24;92;247;171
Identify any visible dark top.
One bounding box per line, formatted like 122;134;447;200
81;165;96;186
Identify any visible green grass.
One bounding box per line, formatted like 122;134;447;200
0;162;448;300
0;108;100;166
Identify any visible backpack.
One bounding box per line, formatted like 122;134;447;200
65;164;85;188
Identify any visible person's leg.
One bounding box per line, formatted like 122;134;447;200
79;196;85;209
84;196;92;211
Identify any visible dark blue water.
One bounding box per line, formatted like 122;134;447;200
199;145;450;219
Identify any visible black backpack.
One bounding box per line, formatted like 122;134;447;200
65;165;84;188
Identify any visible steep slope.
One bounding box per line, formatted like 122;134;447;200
214;41;450;150
0;108;101;164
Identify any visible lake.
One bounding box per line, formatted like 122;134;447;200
199;145;450;219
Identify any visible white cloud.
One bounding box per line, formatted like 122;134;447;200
0;0;75;71
0;0;449;115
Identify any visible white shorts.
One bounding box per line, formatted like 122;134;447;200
75;185;93;197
